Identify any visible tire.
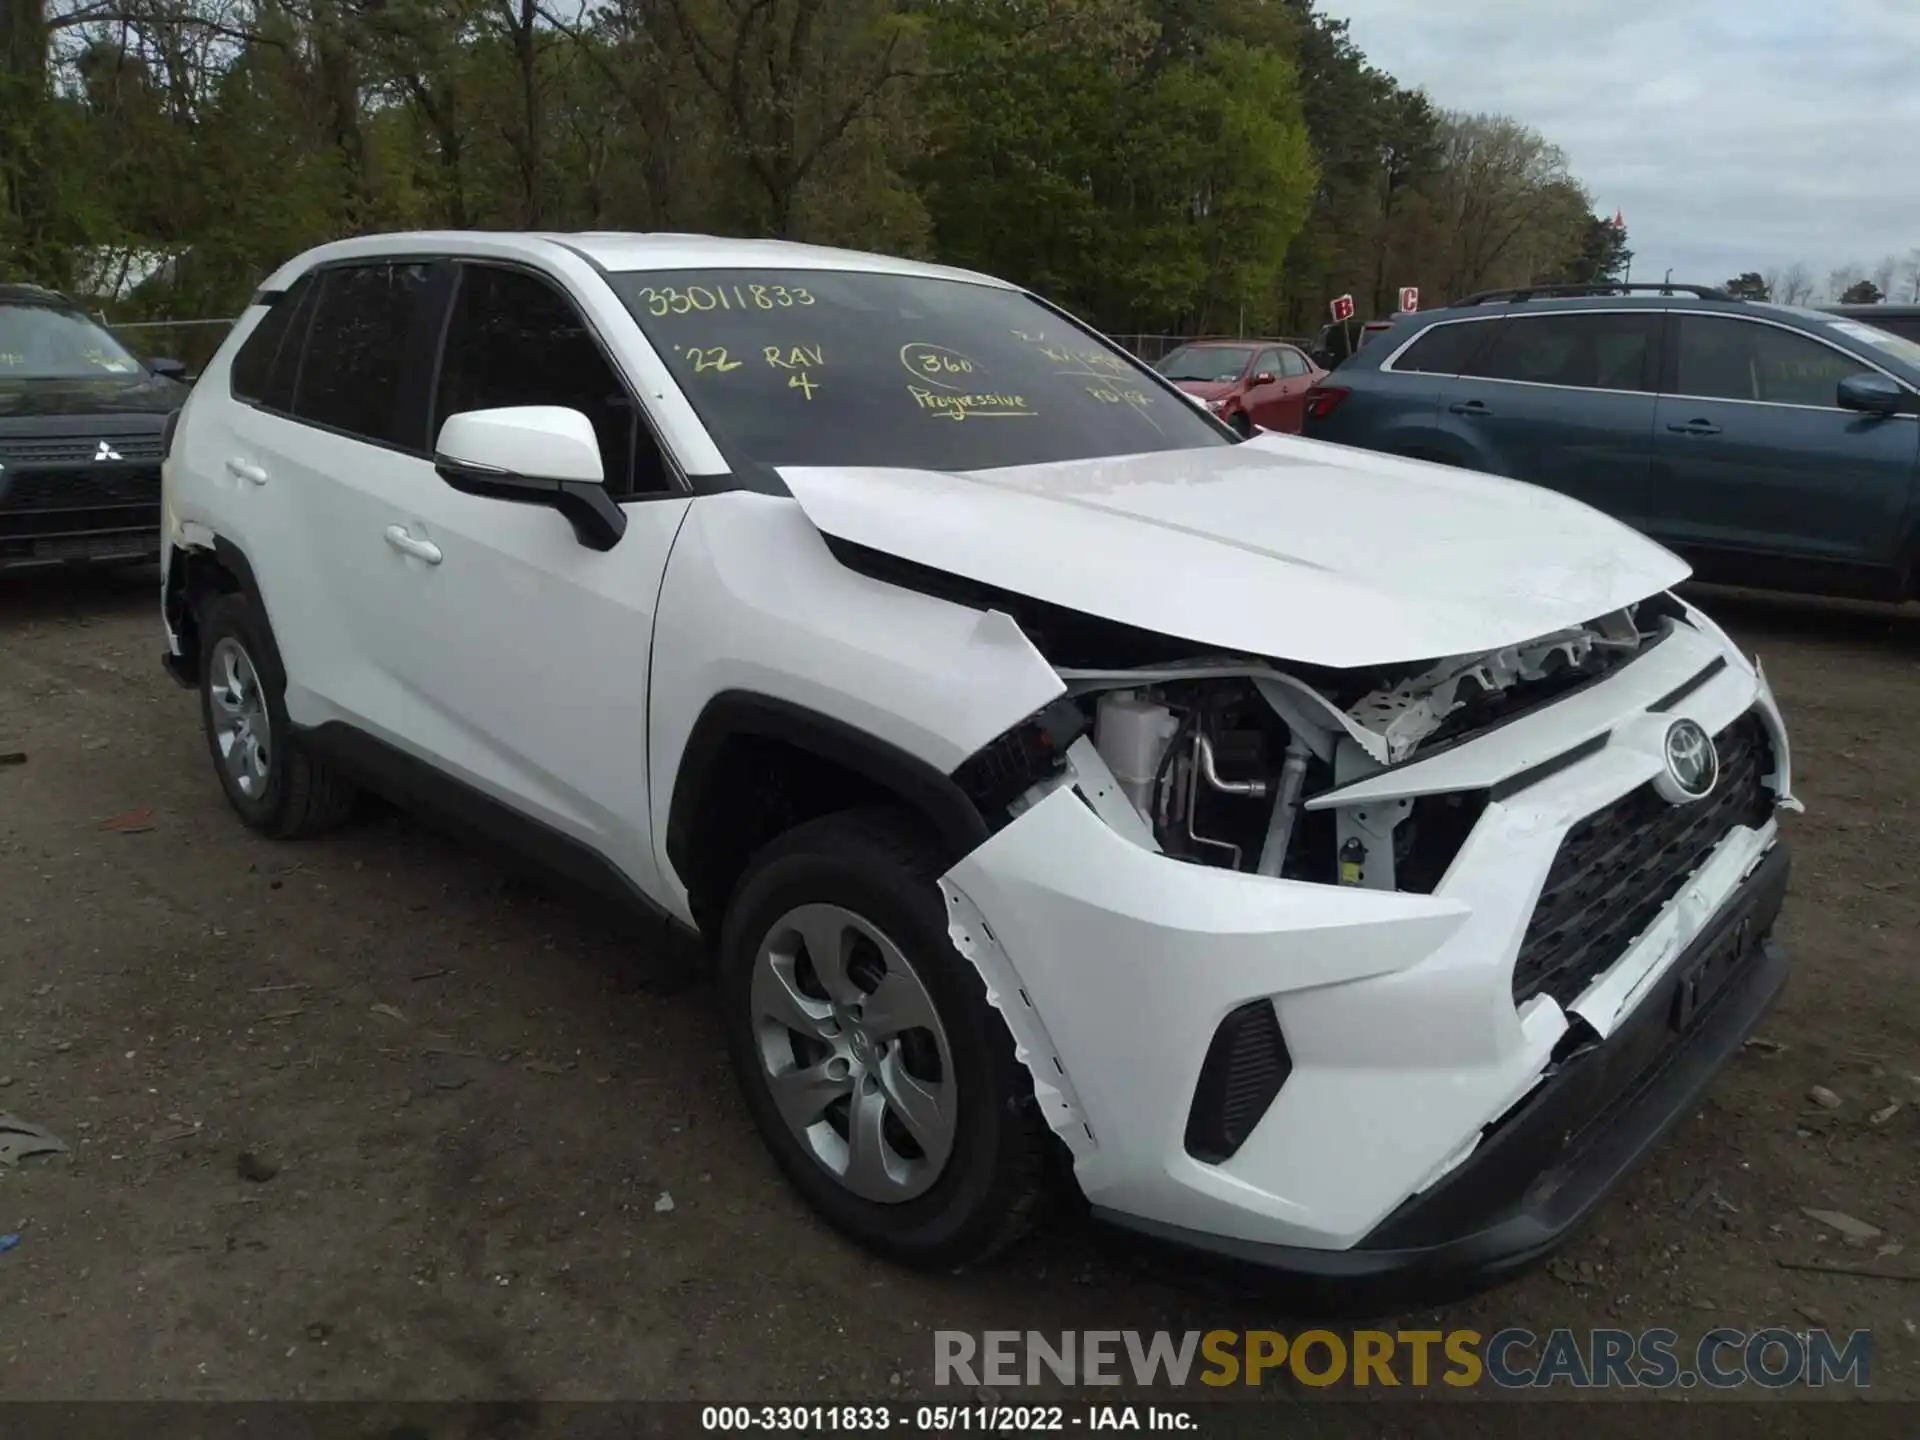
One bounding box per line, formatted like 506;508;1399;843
719;808;1052;1269
197;592;357;839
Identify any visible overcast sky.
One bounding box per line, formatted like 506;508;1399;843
1322;0;1920;300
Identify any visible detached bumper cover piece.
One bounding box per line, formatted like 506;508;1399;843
1104;843;1788;1304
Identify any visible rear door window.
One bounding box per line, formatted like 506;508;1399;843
1388;320;1496;375
291;262;438;447
1462;312;1659;392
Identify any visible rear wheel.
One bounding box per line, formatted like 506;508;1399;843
197;592;357;838
719;808;1052;1268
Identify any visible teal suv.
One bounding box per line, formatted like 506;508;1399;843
1301;284;1920;602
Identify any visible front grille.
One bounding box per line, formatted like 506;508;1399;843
0;464;161;510
0;435;164;465
1183;1000;1292;1164
1511;712;1775;1010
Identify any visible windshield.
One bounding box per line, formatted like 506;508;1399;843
612;269;1226;473
0;303;144;380
1156;345;1253;383
1827;317;1920;370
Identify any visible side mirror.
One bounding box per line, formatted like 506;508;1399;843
1836;372;1905;417
148;357;189;380
434;406;626;552
1252;371;1277;387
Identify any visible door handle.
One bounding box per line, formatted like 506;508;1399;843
384;525;443;565
1448;400;1490;417
224;457;268;485
1666;420;1722;436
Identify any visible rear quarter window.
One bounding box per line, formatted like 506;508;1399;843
228;274;314;408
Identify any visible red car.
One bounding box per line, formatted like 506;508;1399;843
1153;339;1326;435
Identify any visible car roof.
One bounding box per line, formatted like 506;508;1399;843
0;282;74;307
1168;338;1286;348
1414;292;1854;329
258;231;1013;294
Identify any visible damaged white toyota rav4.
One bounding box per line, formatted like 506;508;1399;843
160;232;1798;1302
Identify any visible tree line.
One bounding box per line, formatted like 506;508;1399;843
1724;254;1920;308
3;0;1627;338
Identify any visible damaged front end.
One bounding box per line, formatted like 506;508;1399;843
931;581;1796;1273
951;592;1700;897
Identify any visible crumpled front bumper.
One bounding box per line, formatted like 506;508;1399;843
939;612;1794;1293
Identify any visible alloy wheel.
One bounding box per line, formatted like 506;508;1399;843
749;902;957;1203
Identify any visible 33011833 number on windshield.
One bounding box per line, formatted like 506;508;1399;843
637;283;816;317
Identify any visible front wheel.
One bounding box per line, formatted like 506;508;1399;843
196;592;357;838
719;809;1053;1268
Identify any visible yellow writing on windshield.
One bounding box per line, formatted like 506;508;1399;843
678;345;744;374
908;385;1033;420
763;344;825;370
1045;345;1126;372
1011;329;1129;374
637;283;816;317
0;352;21;367
1086;382;1154;407
900;342;978;390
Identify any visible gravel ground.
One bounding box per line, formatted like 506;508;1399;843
1;567;1917;1408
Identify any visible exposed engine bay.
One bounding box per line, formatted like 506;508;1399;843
955;594;1685;895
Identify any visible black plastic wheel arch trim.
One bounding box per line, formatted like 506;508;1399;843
664;691;992;890
163;536;287;694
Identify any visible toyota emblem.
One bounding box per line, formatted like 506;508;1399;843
1654;718;1719;805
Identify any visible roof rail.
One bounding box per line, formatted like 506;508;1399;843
1452;282;1735;306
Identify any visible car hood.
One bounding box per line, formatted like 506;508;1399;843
0;372;184;420
779;434;1691;670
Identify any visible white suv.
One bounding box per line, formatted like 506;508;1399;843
159;231;1799;1302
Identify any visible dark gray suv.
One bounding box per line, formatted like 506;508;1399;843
1302;284;1920;602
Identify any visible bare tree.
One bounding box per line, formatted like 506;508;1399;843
1778;261;1815;306
1873;255;1899;299
1826;263;1863;304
